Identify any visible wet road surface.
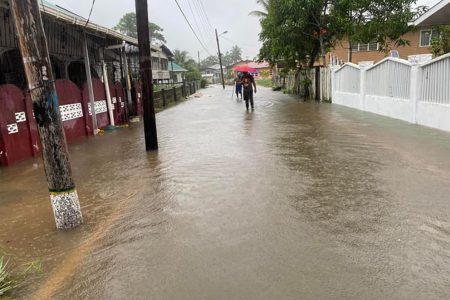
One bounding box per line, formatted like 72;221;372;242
1;86;450;299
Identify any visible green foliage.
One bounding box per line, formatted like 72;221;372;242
173;50;201;81
200;55;219;69
430;26;450;56
256;78;272;88
258;0;420;66
249;0;269;18
260;69;271;77
200;78;208;88
223;46;243;66
333;0;422;54
113;12;166;43
200;45;243;68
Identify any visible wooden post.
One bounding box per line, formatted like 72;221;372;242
173;86;177;102
11;0;82;229
83;32;98;135
161;88;166;107
99;49;115;126
136;0;158;151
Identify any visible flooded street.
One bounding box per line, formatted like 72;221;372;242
1;85;450;299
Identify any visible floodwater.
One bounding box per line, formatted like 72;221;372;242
1;86;450;299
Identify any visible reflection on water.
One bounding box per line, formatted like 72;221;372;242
1;86;450;299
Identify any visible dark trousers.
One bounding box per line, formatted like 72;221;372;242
243;89;253;109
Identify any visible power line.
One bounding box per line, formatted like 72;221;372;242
173;0;212;56
186;0;206;44
84;0;96;27
196;0;214;31
192;0;213;40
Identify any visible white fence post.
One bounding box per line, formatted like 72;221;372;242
360;66;366;110
410;65;420;124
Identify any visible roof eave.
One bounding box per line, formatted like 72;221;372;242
40;2;138;45
411;0;450;26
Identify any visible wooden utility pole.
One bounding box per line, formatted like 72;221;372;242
215;29;225;89
11;0;82;229
135;0;158;150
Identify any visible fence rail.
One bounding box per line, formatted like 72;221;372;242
334;64;360;94
365;58;411;99
332;55;450;133
420;53;450;105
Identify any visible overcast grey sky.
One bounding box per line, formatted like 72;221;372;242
51;0;440;61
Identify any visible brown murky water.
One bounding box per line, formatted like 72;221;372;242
1;86;450;299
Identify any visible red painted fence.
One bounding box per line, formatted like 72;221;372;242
0;79;129;167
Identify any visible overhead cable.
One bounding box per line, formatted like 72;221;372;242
173;0;212;56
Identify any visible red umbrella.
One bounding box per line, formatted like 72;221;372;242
233;65;257;73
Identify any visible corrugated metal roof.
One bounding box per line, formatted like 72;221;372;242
169;62;188;72
40;1;139;45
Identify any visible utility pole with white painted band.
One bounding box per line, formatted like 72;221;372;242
11;0;83;229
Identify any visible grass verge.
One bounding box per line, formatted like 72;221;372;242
256;78;273;88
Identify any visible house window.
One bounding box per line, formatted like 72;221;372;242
420;29;439;47
350;42;379;52
368;42;379;51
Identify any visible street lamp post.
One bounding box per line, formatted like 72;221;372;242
215;29;227;90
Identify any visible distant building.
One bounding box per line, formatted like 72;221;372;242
328;31;434;65
169;62;188;83
229;61;272;77
202;64;224;84
126;44;174;83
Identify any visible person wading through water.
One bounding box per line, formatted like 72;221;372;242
241;71;257;110
234;72;243;100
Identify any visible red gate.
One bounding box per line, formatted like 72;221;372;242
55;79;87;143
0;85;35;166
82;78;110;131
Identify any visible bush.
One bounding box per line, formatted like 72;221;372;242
200;78;208;88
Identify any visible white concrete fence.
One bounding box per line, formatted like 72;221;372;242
332;53;450;132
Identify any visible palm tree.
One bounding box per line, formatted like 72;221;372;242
249;0;269;18
173;50;189;66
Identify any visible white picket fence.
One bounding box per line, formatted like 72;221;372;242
332;53;450;132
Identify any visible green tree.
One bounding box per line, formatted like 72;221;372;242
113;12;166;44
200;55;219;68
173;49;189;66
249;0;270;18
258;0;422;67
173;49;201;80
223;45;243;66
430;26;450;56
333;0;424;61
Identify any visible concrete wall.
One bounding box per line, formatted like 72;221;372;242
332;55;450;133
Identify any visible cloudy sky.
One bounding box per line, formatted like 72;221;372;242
51;0;440;61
